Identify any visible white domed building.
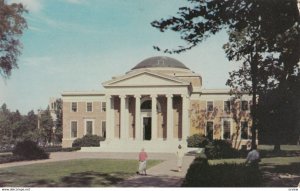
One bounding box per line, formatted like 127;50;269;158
62;56;253;152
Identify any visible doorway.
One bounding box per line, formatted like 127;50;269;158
143;117;152;140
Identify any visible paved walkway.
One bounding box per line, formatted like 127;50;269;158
0;152;195;187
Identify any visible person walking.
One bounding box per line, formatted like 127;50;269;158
137;148;148;175
176;144;184;172
245;145;261;168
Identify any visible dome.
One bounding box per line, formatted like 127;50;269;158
131;56;189;70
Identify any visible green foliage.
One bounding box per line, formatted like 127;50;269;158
13;140;49;160
43;146;80;152
205;140;240;159
0;104;39;147
0;154;26;164
187;134;209;148
54;99;63;144
39;108;54;145
0;1;27;78
72;135;104;147
182;157;262;187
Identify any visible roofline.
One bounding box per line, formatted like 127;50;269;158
200;89;250;95
102;69;190;86
62;91;105;96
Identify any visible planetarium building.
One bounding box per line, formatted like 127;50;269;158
62;56;252;152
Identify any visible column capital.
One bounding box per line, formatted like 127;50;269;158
166;94;173;98
151;94;157;99
119;95;126;99
134;94;141;99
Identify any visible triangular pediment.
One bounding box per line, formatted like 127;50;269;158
102;71;189;87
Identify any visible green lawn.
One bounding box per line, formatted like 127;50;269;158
208;156;300;187
0;159;162;187
258;145;300;151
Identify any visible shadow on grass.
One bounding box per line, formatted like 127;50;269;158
260;150;300;158
260;162;300;187
25;171;130;187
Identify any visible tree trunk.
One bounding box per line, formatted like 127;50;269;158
250;54;258;149
274;143;281;152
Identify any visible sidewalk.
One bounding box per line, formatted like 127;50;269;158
116;155;195;187
0;152;195;187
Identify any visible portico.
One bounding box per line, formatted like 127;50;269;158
105;93;189;141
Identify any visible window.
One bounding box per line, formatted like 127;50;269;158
86;121;93;135
71;121;77;138
101;102;106;112
223;119;231;139
207;101;214;112
241;121;249;139
141;100;151;110
102;121;106;138
206;121;214;141
87;102;93;112
241;101;249;111
71;102;77;112
224;101;231;112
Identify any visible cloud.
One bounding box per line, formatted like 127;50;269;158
9;0;43;13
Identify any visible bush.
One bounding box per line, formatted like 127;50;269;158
43;146;80;152
205;140;240;159
182;156;262;187
187;134;209;148
72;135;104;147
12;140;49;160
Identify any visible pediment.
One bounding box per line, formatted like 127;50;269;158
103;71;189;87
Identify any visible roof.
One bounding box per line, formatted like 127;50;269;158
131;56;189;70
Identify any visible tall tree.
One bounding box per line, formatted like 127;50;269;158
39;108;54;145
0;103;11;145
21;110;39;142
0;0;27;78
54;99;63;144
151;0;300;148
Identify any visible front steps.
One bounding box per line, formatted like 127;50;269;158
79;139;188;153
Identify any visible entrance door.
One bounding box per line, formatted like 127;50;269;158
143;117;152;140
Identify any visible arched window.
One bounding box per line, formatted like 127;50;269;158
141;100;151;110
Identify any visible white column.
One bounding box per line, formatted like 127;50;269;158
105;95;111;141
167;94;173;140
151;94;157;140
181;94;189;141
125;96;129;140
105;95;115;141
120;95;126;139
135;95;141;140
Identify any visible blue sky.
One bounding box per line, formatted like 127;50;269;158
1;0;237;114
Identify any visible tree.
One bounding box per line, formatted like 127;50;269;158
39;107;54;145
21;110;39;142
257;74;300;147
151;0;300;149
54;99;63;144
0;0;27;78
0;103;11;145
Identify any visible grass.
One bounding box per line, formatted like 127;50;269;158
258;145;300;151
0;159;162;187
208;156;300;187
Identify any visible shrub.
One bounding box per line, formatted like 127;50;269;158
72;135;104;147
205;140;239;159
182;156;262;187
43;146;81;152
187;134;209;148
12;140;49;160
